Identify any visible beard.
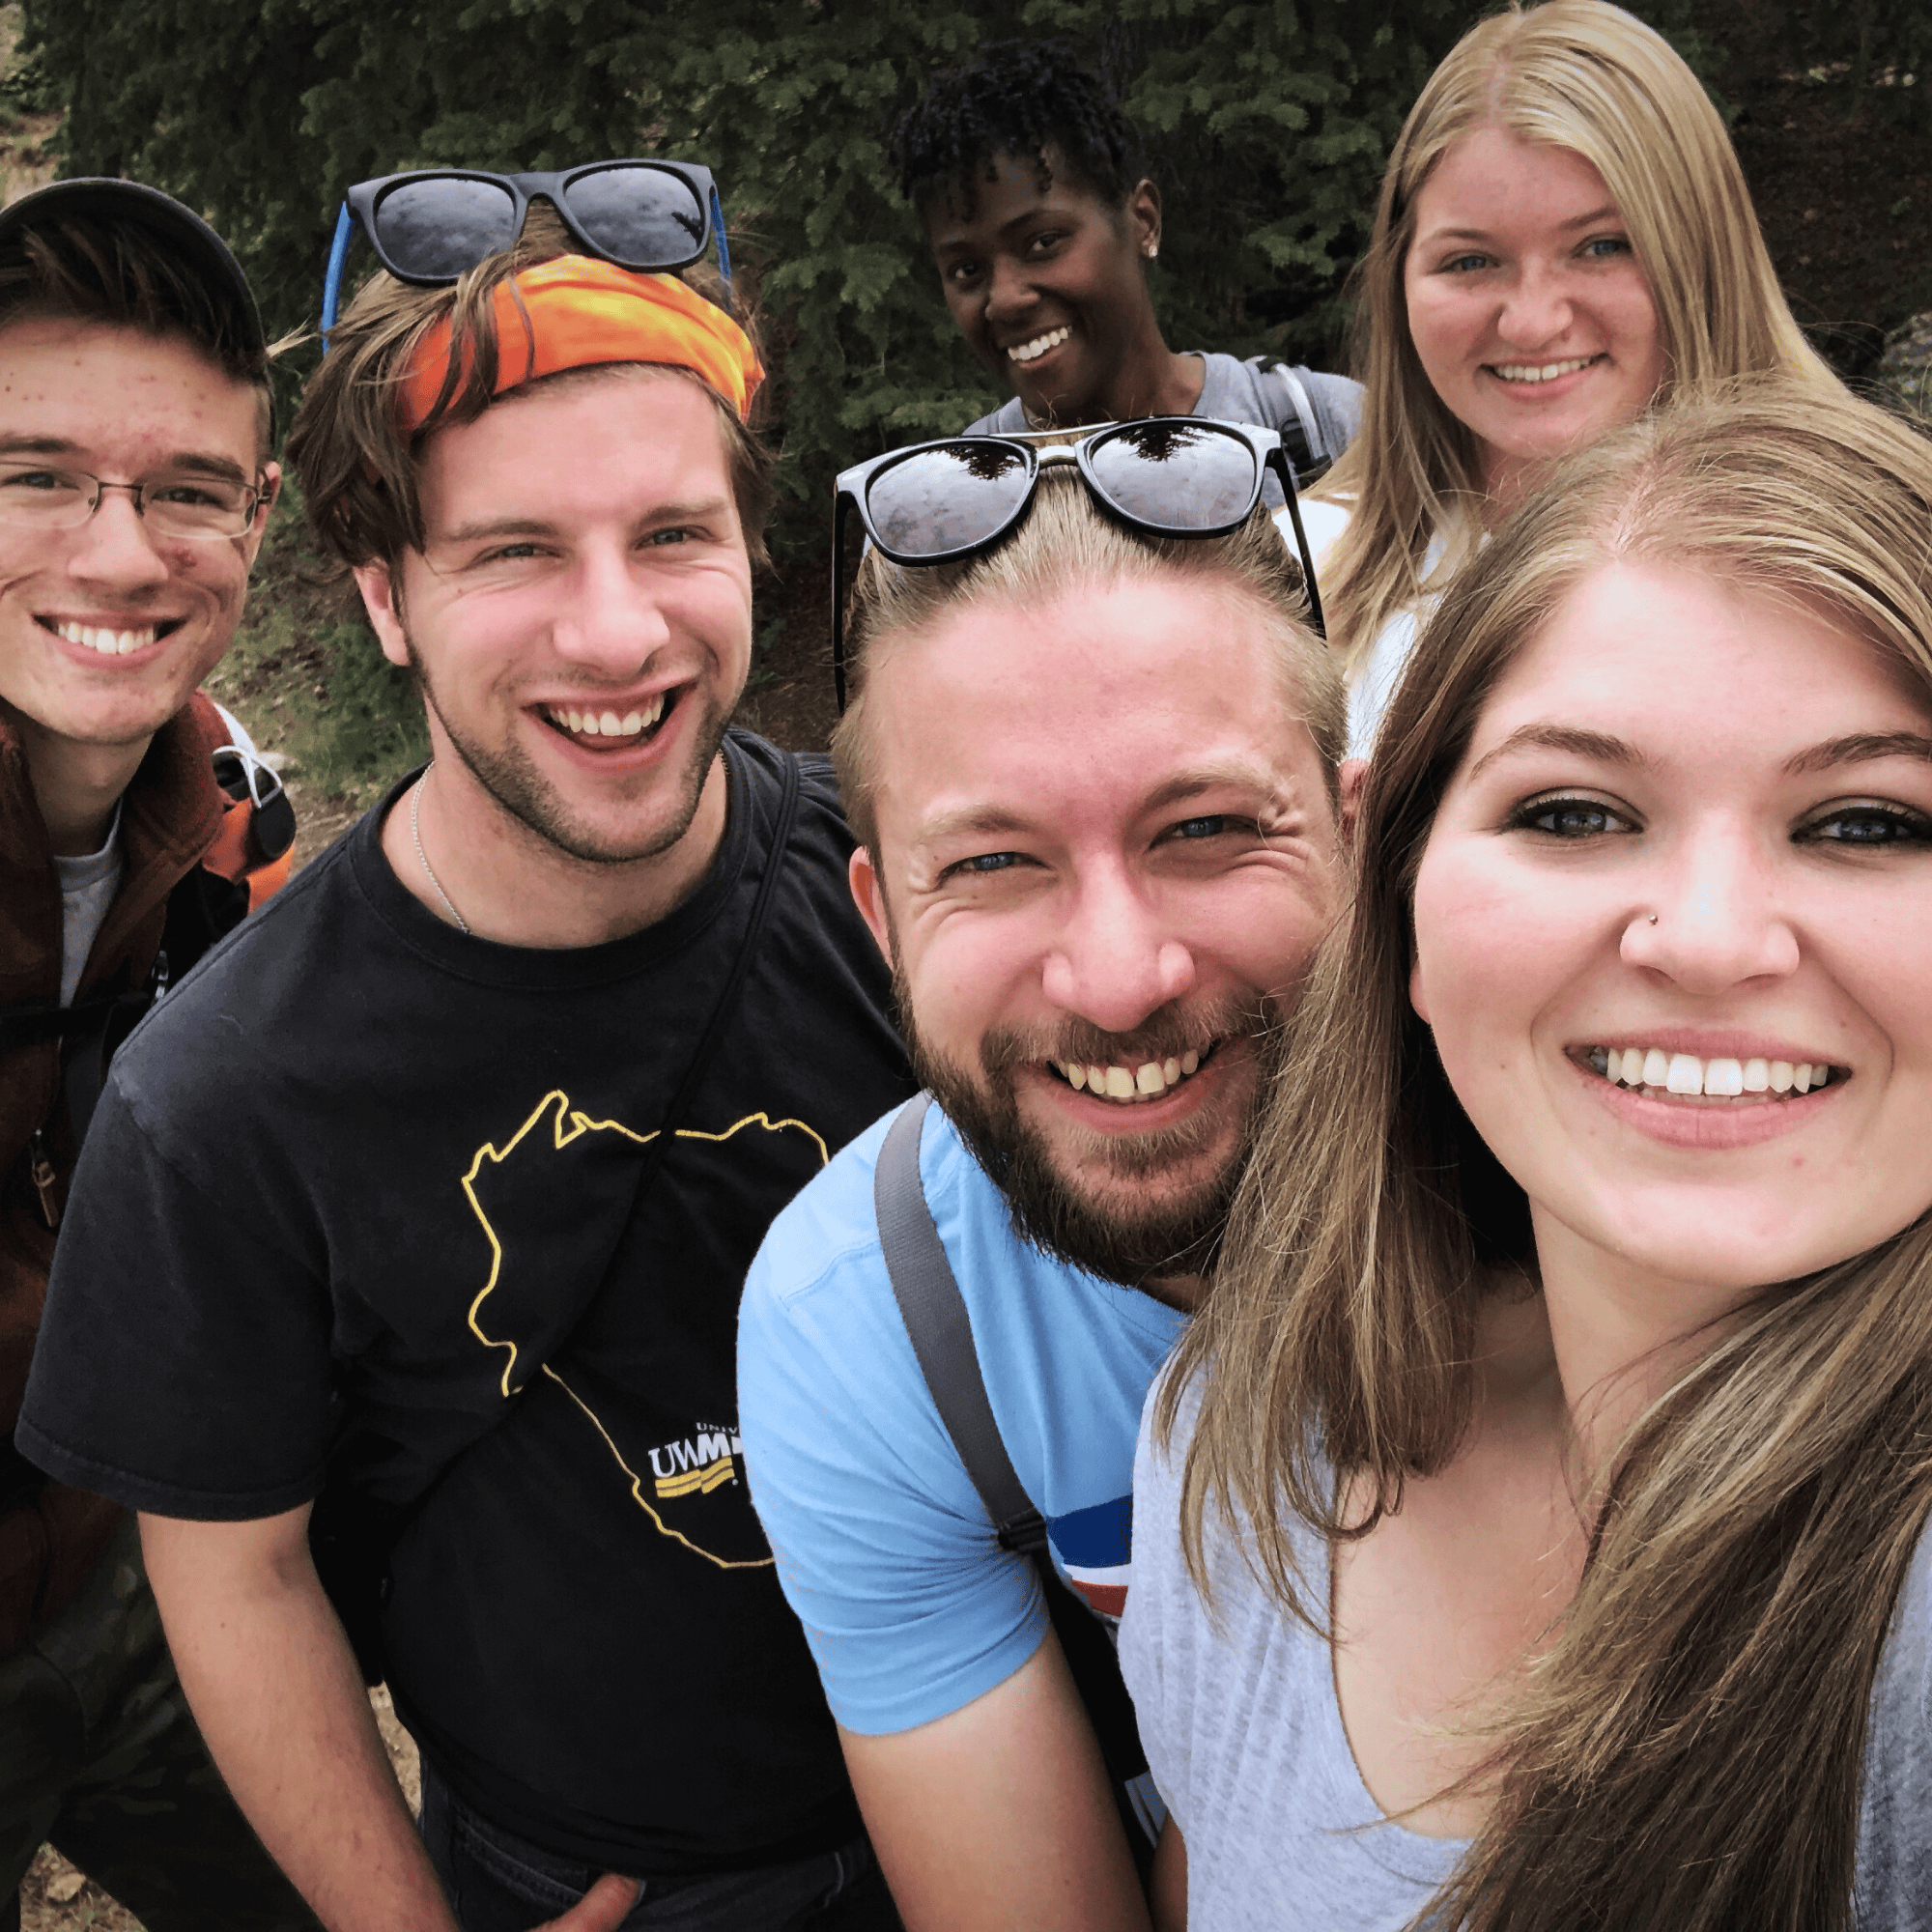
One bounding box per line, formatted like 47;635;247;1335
407;638;729;867
900;978;1285;1293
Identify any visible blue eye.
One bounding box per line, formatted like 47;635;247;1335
1581;235;1633;259
962;852;1019;873
1507;794;1636;838
1799;802;1932;847
1175;816;1227;838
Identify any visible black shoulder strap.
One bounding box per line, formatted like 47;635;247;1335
875;1093;1048;1555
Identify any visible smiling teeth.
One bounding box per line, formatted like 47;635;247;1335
1492;355;1599;384
1009;327;1070;364
1587;1046;1834;1097
1054;1045;1202;1102
545;695;666;738
56;619;159;656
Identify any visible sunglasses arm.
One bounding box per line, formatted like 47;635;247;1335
709;186;735;315
320;203;355;348
1270;449;1325;639
832;492;850;714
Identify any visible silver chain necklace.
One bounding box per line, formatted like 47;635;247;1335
409;763;470;935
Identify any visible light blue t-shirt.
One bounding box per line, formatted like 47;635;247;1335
738;1099;1188;1736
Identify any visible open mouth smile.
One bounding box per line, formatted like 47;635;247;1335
1488;354;1605;384
43;616;185;656
1580;1042;1842;1101
1047;1039;1217;1104
539;688;675;751
1008;326;1071;366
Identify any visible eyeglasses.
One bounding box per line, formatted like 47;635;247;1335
831;417;1324;710
0;463;270;541
321;160;733;340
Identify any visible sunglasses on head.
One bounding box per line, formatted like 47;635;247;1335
320;160;732;342
831;416;1324;710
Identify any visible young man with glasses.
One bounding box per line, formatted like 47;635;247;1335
0;179;318;1930
19;190;912;1931
738;438;1357;1929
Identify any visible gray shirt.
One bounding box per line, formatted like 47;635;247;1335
1121;1375;1932;1930
54;806;125;1009
964;353;1363;508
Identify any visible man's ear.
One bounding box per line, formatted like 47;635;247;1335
354;559;412;670
848;845;896;971
239;462;282;569
1338;757;1368;845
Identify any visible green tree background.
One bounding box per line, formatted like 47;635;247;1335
20;0;1713;529
22;0;1920;795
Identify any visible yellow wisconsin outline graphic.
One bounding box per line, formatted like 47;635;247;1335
460;1090;829;1571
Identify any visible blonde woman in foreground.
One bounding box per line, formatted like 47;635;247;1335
1121;386;1932;1932
1310;0;1843;756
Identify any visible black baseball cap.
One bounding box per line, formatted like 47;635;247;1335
0;177;265;365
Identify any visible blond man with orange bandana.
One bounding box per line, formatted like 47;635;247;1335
18;173;914;1932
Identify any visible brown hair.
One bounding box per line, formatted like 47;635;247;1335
1317;0;1843;673
1167;382;1932;1930
0;216;278;456
286;204;774;573
830;453;1345;857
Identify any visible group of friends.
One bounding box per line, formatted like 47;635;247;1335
3;5;1930;1930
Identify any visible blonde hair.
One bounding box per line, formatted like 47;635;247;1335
1167;383;1932;1930
831;454;1345;855
1320;0;1842;673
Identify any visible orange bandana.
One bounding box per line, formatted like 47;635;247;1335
397;254;764;432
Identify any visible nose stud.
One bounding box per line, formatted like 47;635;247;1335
1647;914;1659;925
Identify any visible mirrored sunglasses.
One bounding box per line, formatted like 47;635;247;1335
321;160;732;340
831;417;1324;709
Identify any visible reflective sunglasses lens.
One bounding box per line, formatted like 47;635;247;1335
373;180;520;280
1088;422;1258;529
564;166;707;266
867;443;1032;557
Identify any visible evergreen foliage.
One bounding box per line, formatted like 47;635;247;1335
17;0;1546;549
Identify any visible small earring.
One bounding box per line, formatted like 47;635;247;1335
1145;242;1158;259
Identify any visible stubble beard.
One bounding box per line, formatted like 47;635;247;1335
407;637;730;867
899;976;1284;1292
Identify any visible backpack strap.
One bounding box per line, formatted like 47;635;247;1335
872;1093;1157;1862
1251;355;1332;487
875;1093;1048;1555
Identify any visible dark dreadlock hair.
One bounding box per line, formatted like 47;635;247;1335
889;41;1143;220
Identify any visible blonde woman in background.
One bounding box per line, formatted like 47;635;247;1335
1308;0;1844;756
1122;384;1932;1930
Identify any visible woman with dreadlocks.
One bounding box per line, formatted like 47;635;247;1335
889;42;1361;492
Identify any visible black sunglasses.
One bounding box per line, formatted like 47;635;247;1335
321;160;731;340
831;417;1323;711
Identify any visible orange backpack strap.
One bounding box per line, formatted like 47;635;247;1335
201;704;297;909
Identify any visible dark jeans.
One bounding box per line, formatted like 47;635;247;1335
419;1761;902;1932
1;1517;321;1932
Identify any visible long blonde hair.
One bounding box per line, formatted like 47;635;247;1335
1321;0;1842;672
1168;384;1932;1930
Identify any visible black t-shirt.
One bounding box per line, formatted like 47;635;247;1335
17;731;916;1873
